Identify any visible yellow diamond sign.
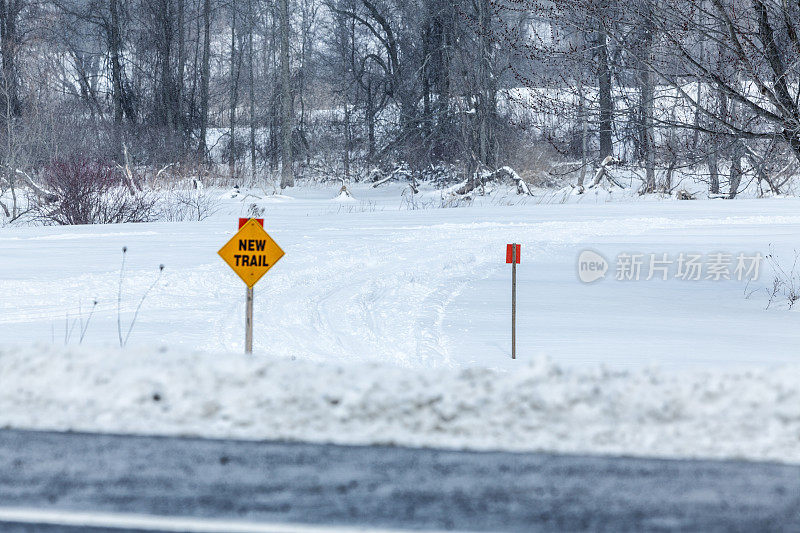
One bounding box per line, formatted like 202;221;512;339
218;219;285;288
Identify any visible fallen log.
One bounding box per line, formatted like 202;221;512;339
0;169;58;203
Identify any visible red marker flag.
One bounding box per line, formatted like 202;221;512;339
239;218;264;229
506;244;521;264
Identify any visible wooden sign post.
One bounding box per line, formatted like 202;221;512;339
506;243;521;359
219;218;285;354
245;286;254;353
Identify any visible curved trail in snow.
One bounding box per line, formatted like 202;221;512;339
1;193;800;369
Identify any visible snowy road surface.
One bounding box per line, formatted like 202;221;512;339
1;429;799;532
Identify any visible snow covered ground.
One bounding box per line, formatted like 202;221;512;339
1;182;799;461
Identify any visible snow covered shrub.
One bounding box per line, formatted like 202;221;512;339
247;203;265;218
36;158;157;225
160;189;221;221
501;135;565;188
764;250;800;310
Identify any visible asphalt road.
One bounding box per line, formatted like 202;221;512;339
0;429;798;532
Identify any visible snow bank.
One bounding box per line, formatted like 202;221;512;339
2;345;799;464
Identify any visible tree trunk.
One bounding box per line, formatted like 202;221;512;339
299;0;313;167
708;136;720;194
476;0;495;167
366;77;375;165
109;0;126;160
578;80;589;191
176;0;186;145
157;0;175;153
248;6;257;183
640;9;656;194
279;0;293;188
597;23;613;159
267;11;277;172
5;82;15;218
188;0;201;137
343;101;350;180
729;145;742;199
198;0;211;161
229;0;237;179
0;0;20;118
435;7;452;158
691;0;705;153
421;22;431;140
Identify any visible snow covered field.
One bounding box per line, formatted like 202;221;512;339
1;183;799;461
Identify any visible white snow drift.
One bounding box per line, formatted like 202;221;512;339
1;344;798;464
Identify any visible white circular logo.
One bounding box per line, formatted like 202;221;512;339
577;250;608;283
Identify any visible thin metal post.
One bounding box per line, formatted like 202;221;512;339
512;244;516;360
245;286;254;354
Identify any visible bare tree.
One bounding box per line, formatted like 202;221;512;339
198;0;212;160
279;0;293;187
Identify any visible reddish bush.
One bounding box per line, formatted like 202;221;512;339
37;158;156;225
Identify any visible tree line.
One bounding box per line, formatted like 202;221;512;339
0;0;797;202
494;0;800;197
